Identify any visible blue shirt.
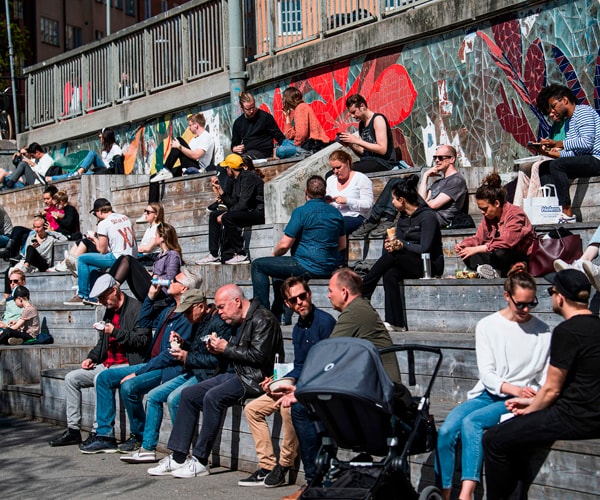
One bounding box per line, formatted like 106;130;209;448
561;105;600;158
284;198;345;276
286;306;336;381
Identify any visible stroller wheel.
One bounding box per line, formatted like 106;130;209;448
418;485;444;500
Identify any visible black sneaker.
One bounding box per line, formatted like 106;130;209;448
369;219;396;238
118;434;142;453
49;428;82;447
81;431;97;447
352;220;378;238
238;468;271;486
264;464;289;488
79;435;118;454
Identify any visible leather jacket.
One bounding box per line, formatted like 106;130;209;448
223;299;284;398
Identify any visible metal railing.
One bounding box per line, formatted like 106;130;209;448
24;0;434;130
26;0;226;129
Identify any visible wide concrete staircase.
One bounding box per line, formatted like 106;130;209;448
1;158;600;498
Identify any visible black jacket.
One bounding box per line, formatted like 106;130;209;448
86;294;152;366
222;299;284;398
180;306;235;381
56;204;80;239
221;169;264;214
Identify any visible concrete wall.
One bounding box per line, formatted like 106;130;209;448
20;0;596;188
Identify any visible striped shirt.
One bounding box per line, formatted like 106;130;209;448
561;105;600;158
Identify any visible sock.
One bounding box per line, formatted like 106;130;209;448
172;451;187;464
194;456;208;466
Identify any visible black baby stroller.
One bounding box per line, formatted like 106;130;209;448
295;337;443;500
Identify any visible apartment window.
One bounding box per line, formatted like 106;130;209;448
278;0;302;35
66;25;83;50
41;17;59;46
125;0;135;16
13;0;24;20
115;0;123;9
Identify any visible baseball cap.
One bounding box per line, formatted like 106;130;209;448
90;198;112;213
89;274;118;299
175;289;207;313
545;269;591;303
220;153;244;169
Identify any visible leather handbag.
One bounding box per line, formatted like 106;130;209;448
529;228;583;277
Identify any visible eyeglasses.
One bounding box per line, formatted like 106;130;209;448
433;155;452;161
547;287;559;297
508;292;538;310
286;291;308;305
143;209;156;214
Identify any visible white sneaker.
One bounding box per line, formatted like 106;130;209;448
225;254;249;265
120;448;158;463
171;456;210;478
557;214;577;224
65;253;78;277
49;261;68;272
476;264;500;279
553;259;584;272
195;254;220;265
582;261;600;291
150;169;174;183
147;454;186;476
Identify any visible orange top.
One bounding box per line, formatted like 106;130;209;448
284;102;330;146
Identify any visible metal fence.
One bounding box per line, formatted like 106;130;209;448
26;0;227;129
24;0;433;130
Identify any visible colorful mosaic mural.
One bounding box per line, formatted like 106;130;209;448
54;0;600;179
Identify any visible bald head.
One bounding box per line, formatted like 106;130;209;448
215;284;249;325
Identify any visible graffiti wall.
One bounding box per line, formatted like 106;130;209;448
54;0;599;181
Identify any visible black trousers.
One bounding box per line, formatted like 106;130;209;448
208;209;264;262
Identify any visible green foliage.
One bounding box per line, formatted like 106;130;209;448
0;9;30;75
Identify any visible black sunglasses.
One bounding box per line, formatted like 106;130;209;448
286;291;308;305
547;287;559;297
432;155;452;161
143;209;156;214
9;279;21;284
508;292;538;310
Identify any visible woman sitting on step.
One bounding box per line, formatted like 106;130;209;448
107;222;183;302
361;174;443;330
435;264;551;500
455;172;535;278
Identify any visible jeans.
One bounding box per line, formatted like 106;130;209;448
0;234;9;247
77;252;117;298
291;402;320;483
142;373;198;451
251;256;312;314
94;364;162;438
167;373;245;461
276;139;298;159
539;155;600;207
369;177;401;222
435;390;509;489
464;249;527;278
64;363;127;430
50;151;104;180
483;406;587;499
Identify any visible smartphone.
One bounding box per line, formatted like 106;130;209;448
527;141;542;147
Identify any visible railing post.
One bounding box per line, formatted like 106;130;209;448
267;0;275;56
53;64;61;123
143;27;153;95
181;10;190;82
81;53;90;115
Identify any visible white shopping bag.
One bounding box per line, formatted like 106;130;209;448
522;185;562;224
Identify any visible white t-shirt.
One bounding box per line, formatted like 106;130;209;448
33;153;54;177
101;144;123;168
97;212;138;258
326;171;373;218
140;222;159;255
189;130;214;170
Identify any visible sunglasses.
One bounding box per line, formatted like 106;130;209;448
9;279;21;284
143;209;156;214
547;287;559;297
286;291;308;305
432;155;452;161
508;292;538;310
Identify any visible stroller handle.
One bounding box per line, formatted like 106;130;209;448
378;344;443;401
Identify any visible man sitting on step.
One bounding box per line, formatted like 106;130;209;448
48;274;151;447
79;269;199;453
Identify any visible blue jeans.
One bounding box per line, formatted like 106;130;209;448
94;364;162;438
0;234;9;247
142;373;198;451
435;390;509;488
276;139;298;159
167;373;245;460
291;402;320;483
77;252;116;298
251;256;312;313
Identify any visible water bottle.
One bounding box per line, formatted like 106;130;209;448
421;253;432;279
151;278;171;286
